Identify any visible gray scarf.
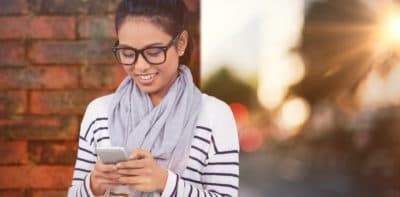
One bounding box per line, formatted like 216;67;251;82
108;65;202;196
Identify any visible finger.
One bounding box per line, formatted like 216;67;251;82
118;176;145;185
92;176;119;187
96;161;117;173
97;178;120;185
104;172;122;180
94;171;121;180
116;159;146;169
117;168;152;176
129;149;152;160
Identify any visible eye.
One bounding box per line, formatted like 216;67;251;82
121;49;135;58
144;48;163;57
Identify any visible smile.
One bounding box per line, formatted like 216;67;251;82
139;73;156;80
136;73;158;85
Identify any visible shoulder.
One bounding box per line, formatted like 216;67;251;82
199;94;239;151
200;94;233;120
87;93;114;109
84;93;114;115
81;93;114;126
78;93;113;139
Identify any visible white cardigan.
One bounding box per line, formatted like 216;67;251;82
68;93;239;197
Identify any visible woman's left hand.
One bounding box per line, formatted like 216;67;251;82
116;149;168;193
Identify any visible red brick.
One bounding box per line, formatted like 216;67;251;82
0;141;28;164
87;0;122;14
78;16;115;39
31;190;68;197
30;90;109;115
28;40;115;64
0;166;30;188
0;190;26;197
86;39;116;64
30;0;121;14
0;41;26;66
29;141;77;165
0;91;27;115
0;16;76;39
0;116;78;140
28;41;86;64
30;0;86;14
0;0;28;15
0;17;29;39
81;65;126;89
0;166;73;189
30;17;76;39
29;166;73;189
0;66;79;89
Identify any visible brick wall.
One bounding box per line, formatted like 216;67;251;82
0;0;200;195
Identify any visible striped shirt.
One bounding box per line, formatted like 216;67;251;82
68;93;240;197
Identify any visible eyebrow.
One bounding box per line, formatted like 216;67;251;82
117;42;166;49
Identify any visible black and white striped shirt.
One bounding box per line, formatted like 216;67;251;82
68;94;239;197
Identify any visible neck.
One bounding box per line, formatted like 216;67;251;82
149;72;179;106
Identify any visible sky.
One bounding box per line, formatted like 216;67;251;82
201;0;306;109
201;0;306;82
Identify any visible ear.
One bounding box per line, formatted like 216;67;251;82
177;30;189;57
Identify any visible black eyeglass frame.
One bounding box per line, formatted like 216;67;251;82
112;33;181;66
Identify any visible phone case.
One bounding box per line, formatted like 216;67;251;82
95;147;129;164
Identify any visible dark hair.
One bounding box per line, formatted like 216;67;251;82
115;0;193;66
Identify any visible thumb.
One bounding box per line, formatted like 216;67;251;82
129;148;151;160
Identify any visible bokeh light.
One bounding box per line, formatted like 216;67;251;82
276;97;311;137
239;127;263;152
229;102;249;128
383;12;400;43
359;63;400;107
257;82;288;111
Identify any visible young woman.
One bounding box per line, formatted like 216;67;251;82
68;0;239;196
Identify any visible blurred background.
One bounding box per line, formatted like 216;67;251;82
0;0;199;196
201;0;400;196
1;0;400;196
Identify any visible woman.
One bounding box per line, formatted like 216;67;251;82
68;0;239;196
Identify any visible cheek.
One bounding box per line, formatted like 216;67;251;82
156;65;179;83
167;48;180;63
159;52;180;76
157;67;173;80
122;66;132;74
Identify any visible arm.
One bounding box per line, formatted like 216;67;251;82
161;101;240;197
67;100;110;197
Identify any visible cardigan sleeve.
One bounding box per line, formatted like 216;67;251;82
161;97;240;197
68;97;110;197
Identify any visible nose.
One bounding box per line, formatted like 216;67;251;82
134;53;151;72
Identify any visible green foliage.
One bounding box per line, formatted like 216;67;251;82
202;67;261;110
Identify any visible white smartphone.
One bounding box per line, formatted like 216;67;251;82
95;146;129;164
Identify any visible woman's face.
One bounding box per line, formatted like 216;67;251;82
117;17;186;98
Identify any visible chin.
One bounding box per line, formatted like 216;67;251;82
137;84;159;95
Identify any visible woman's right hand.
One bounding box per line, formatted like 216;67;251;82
90;160;120;195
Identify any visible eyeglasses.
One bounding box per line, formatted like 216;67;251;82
112;34;180;66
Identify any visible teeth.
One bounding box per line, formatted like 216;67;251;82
139;74;155;81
